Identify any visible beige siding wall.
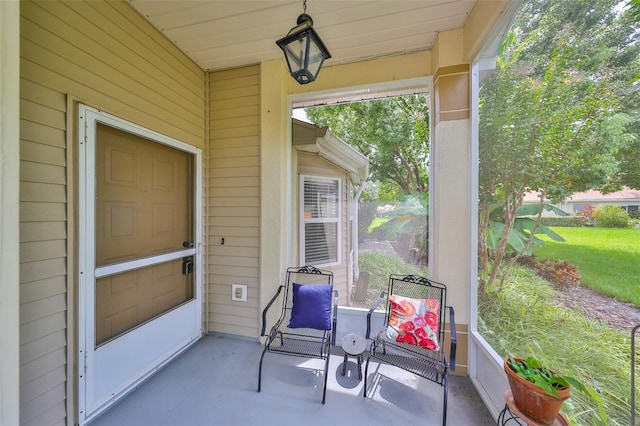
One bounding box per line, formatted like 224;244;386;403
208;66;261;337
296;152;350;305
19;1;205;424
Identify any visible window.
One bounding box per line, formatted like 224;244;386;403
300;176;341;266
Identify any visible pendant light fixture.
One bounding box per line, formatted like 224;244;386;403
276;0;331;85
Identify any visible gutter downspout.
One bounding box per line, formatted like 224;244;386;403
352;177;367;282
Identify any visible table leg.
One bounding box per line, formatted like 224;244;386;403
342;353;348;376
497;405;507;425
496;404;527;425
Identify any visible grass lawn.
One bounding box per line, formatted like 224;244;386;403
533;227;640;306
368;216;391;232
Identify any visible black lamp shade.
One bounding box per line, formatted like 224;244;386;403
276;14;331;84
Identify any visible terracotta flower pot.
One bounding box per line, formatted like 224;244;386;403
504;357;571;425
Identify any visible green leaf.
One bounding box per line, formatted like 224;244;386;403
514;219;566;242
535;224;565;242
486;221;504;250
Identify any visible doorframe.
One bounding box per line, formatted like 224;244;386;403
77;105;203;424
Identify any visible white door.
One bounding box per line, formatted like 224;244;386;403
78;106;203;424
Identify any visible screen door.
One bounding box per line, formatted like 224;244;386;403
78;106;202;424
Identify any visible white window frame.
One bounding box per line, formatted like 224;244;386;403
299;174;342;267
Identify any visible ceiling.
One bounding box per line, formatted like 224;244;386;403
128;0;477;72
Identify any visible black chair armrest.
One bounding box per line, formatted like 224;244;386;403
261;285;284;337
448;306;457;371
331;290;339;345
366;292;386;339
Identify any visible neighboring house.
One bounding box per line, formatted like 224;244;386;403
292;119;369;305
0;1;520;425
524;187;640;217
562;188;640;217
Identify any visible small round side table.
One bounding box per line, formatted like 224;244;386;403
341;333;367;380
497;390;569;426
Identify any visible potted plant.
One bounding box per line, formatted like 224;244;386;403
504;356;607;425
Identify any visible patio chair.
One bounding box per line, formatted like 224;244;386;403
258;266;337;404
363;274;456;426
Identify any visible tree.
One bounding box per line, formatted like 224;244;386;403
380;192;429;265
629;0;640;20
305;96;429;195
478;0;638;292
504;0;640;192
606;0;640;190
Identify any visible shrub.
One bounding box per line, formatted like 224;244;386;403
540;216;588;227
577;204;598;222
518;256;582;287
595;205;629;228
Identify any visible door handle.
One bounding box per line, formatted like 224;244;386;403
183;241;194;248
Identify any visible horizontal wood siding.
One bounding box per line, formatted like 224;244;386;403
297;153;350;305
208;66;260;338
19;1;205;424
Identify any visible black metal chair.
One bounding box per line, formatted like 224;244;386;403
364;274;456;426
258;266;337;404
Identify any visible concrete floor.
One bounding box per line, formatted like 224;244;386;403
89;334;496;426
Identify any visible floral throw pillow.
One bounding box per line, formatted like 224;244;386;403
386;294;440;351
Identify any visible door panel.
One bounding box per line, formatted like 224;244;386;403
95;258;194;346
91;299;200;412
96;123;191;266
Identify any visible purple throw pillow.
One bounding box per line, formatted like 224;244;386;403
288;283;333;330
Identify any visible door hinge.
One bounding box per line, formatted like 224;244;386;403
82;119;88;145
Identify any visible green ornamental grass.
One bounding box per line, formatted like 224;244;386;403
479;265;633;426
358;252;426;291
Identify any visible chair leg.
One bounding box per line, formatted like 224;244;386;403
322;351;330;404
442;373;449;426
257;347;268;393
363;354;371;398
